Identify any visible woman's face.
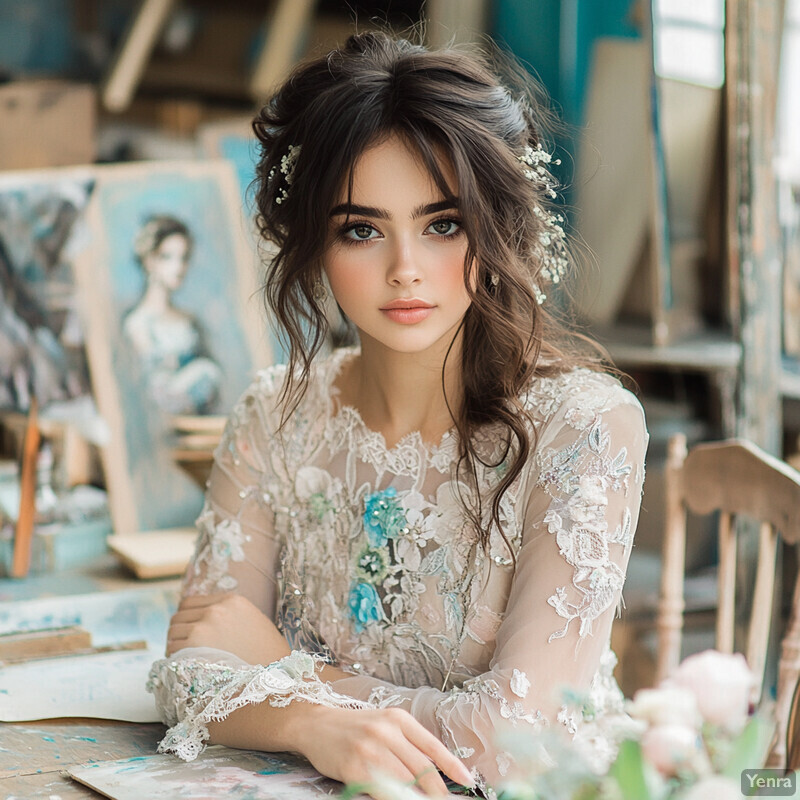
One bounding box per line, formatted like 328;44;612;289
322;133;473;358
143;233;190;291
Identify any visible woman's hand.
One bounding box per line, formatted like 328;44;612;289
166;593;291;664
289;705;474;798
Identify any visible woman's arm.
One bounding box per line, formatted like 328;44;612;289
163;593;473;794
148;373;473;796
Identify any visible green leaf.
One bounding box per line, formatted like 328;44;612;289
608;740;651;800
340;783;373;799
721;715;776;778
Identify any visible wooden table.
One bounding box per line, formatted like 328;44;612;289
0;557;180;797
0;719;166;798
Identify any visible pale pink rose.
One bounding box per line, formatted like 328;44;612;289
668;650;756;731
627;686;701;728
640;723;702;776
682;775;744;800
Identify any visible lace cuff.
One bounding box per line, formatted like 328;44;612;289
146;649;373;761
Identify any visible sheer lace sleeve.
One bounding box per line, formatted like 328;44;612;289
147;368;370;762
325;384;648;788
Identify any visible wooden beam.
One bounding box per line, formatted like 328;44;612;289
102;0;176;113
249;0;318;104
727;0;786;453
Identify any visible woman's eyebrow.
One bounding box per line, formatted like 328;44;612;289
328;199;459;220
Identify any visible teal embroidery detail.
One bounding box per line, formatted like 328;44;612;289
355;546;388;584
348;582;383;632
363;487;407;547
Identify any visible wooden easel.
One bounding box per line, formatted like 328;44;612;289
102;0;320;112
11;399;39;579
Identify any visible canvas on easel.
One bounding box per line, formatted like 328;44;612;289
0;167;96;415
198;118;293;364
74;160;272;534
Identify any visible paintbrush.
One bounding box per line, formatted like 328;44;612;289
11;396;40;578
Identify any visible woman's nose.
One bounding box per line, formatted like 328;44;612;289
385;237;422;286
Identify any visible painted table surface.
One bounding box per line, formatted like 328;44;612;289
0;718;166;798
0;557;179;797
0;554;180;604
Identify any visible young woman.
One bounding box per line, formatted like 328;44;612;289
148;30;648;798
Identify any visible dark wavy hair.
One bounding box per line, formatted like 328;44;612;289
252;29;605;558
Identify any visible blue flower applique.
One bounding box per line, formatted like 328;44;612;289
363;486;408;547
348;582;384;632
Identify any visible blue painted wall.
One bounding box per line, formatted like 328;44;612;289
492;0;641;127
0;0;73;74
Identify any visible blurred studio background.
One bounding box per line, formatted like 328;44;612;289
0;0;799;696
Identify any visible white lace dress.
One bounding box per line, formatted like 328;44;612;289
147;346;648;791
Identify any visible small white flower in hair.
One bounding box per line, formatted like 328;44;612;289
518;145;569;304
268;143;301;204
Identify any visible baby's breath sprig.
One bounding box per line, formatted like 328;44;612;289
268;144;301;204
518;144;568;305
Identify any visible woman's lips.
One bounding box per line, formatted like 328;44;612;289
380;299;435;324
381;307;434;324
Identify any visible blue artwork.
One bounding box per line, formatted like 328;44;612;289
217;133;260;219
81;161;266;533
0;171;95;411
69;746;343;799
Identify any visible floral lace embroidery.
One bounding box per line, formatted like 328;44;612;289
538;412;637;641
184;503;249;595
147;651;373;762
436;672;545;729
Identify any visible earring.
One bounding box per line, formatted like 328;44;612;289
490;272;500;287
312;280;328;302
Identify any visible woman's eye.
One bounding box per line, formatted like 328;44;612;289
428;219;461;236
345;224;377;241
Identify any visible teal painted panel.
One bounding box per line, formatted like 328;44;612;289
0;0;73;73
493;0;641;126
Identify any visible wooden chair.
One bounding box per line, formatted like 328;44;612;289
786;678;800;771
656;433;800;768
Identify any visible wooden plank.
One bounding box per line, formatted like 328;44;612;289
0;769;97;799
729;0;785;453
0;626;92;663
107;529;196;580
11;398;40;579
0;81;96;170
573;40;654;325
102;0;176;112
593;323;741;370
249;0;318;102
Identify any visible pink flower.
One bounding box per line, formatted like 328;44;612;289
640;723;703;776
668;650;756;732
627;686;701;728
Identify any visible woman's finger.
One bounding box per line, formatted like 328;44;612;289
178;593;229;609
168;609;206;625
166;622;196;639
389;738;449;797
399;714;473;787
